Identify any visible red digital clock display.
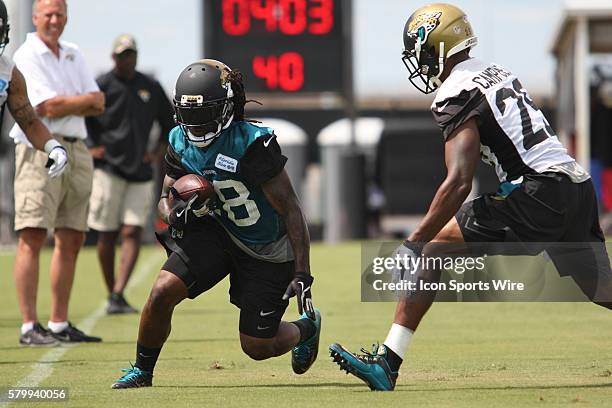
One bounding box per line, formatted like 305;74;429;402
222;0;334;36
204;0;345;94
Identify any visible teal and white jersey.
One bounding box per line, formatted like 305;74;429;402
165;121;293;262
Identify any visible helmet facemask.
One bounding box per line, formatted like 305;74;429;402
401;31;444;94
174;88;235;148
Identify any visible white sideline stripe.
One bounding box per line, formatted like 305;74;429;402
13;305;106;389
3;252;162;402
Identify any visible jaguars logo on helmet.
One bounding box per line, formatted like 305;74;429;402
402;3;477;94
408;11;442;45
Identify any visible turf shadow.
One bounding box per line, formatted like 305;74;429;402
99;338;234;346
0;356;200;366
155;382;365;389
392;382;612;393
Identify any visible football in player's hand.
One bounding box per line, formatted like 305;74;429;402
170;174;215;205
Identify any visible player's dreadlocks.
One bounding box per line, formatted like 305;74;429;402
227;70;261;123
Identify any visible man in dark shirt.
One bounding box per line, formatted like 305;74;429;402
86;34;175;314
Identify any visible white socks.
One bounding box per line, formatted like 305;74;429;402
21;321;69;334
383;323;414;359
47;321;69;333
21;322;34;335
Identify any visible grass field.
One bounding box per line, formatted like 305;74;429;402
1;242;612;407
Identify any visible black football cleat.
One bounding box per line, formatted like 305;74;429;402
49;322;102;343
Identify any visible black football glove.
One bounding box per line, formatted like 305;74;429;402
282;272;315;320
168;189;213;232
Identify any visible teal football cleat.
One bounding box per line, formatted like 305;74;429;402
291;308;321;374
111;364;153;389
329;343;398;391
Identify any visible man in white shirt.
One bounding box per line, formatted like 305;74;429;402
0;0;67;178
11;0;105;345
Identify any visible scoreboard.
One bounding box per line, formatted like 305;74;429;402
203;0;348;95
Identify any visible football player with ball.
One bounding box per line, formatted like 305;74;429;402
330;3;612;391
112;59;320;388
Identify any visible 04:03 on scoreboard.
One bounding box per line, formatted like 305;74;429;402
204;0;347;94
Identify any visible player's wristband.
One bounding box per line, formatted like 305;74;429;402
294;272;313;283
43;139;63;154
169;187;181;201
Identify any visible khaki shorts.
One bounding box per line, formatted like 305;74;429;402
14;137;93;232
87;168;154;231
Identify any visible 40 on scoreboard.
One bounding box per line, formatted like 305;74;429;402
203;0;348;94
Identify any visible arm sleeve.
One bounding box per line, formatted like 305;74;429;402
164;144;188;180
431;88;488;140
239;133;287;186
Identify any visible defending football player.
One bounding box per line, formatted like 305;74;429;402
329;3;612;391
112;60;321;388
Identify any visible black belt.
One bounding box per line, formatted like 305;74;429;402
62;137;78;143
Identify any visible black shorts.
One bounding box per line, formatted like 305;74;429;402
456;173;611;299
156;217;294;339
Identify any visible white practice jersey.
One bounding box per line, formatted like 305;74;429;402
0;54;13;106
431;58;585;183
